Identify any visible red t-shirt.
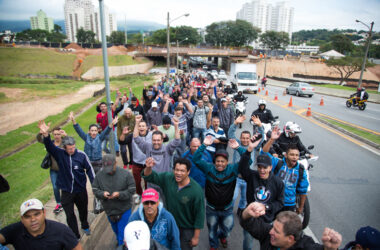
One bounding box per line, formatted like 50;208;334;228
96;111;115;131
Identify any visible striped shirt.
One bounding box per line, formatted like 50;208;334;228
204;126;226;152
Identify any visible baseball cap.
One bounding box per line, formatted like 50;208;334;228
215;149;229;161
102;154;116;168
124;221;150;250
20;198;44;216
257;154;272;167
151;102;158;108
354;226;380;249
162;115;171;125
221;98;227;102
141;188;159;203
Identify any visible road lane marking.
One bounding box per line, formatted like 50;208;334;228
313;111;380;135
304;226;319;243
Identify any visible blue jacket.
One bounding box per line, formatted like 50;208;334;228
73;123;111;162
129;202;180;250
261;151;309;207
182;149;213;188
43;136;95;193
193;144;239;210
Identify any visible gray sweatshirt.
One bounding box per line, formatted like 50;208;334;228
134;136;181;173
92;167;136;216
132;132;152;165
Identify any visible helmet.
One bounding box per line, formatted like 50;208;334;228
357;87;362;91
284;121;302;137
258;99;267;106
361;87;365;91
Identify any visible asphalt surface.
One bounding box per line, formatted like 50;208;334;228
241;90;380;246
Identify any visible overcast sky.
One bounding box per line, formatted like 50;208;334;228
0;0;379;31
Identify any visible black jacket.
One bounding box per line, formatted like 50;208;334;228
273;133;310;155
239;150;284;223
239;213;323;250
251;108;274;124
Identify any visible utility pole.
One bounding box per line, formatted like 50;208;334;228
356;20;374;88
166;12;170;78
98;0;115;155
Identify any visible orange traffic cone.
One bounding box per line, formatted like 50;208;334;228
283;89;286;96
306;104;312;117
258;88;261;93
274;94;278;101
288;97;293;107
320;96;324;106
265;90;268;96
262;87;264;91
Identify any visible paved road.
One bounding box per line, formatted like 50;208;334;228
263;84;380;133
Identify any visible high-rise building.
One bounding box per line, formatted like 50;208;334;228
236;0;294;39
30;10;54;32
64;0;117;43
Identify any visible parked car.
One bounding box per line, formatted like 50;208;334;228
286;82;315;97
218;72;228;81
202;65;208;70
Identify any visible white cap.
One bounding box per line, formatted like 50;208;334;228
20;198;44;216
124;221;150;250
151;102;158;108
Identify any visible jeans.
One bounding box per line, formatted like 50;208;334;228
61;190;89;239
243;229;254;250
206;205;234;248
233;177;247;209
108;209;131;246
50;169;61;204
192;127;206;142
179;228;194;250
102;129;120;153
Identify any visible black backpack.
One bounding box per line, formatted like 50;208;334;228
273;159;305;189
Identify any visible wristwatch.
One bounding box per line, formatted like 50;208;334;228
265;204;270;210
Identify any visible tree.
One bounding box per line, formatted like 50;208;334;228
325;57;370;85
109;31;126;44
330;34;354;55
46;32;66;43
205;20;260;46
76;28;95;44
128;33;143;44
53;24;62;33
175;26;201;45
260;31;290;50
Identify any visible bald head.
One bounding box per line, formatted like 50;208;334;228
124;108;132;118
190;138;201;154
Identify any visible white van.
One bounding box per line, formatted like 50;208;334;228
230;63;258;93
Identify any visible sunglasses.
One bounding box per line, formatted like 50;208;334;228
143;201;156;206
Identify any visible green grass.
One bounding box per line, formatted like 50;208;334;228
0;76;87;99
0;48;76;76
0;75;152;225
0;92;9;103
322;117;380;145
81;54;146;74
318;83;380;95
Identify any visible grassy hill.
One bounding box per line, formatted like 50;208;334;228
81;54;147;74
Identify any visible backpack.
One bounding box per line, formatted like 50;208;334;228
273;159;304;189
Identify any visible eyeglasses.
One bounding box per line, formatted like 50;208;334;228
143;201;156;206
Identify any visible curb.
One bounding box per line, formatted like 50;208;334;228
313;114;380;150
80;212;108;250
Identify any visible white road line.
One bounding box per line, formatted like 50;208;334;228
304;226;320;243
361;145;380;157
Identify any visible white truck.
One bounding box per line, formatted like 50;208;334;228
230;63;258;93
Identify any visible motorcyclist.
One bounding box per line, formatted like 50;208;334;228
224;85;235;95
351;87;369;105
233;91;246;103
251;99;274;124
272;121;314;158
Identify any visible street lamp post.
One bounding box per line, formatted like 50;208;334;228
356;20;374;88
166;12;189;78
177;37;188;71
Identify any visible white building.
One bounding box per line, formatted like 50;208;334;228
64;0;117;43
30;9;54;32
237;0;294;39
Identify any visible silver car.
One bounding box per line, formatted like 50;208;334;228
286;82;315;97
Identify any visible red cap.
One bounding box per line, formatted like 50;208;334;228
141;188;159;203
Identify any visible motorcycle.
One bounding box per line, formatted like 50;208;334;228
346;94;367;110
251;116;280;141
274;144;318;229
235;98;248;128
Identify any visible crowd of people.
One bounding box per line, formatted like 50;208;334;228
1;71;379;250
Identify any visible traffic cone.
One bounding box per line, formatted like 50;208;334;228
283;89;286;96
258;88;261;93
288;97;293;107
306;104;312;117
274;94;278;101
262;87;264;91
265;90;268;96
320;96;324;106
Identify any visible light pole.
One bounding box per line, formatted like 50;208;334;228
177;37;188;70
98;0;115;154
356;19;374;88
166;12;189;78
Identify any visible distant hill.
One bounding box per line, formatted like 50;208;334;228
0;19;164;34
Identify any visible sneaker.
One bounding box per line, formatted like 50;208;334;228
210;248;218;250
123;165;128;169
83;228;91;236
220;238;228;248
53;204;63;214
116;151;120;157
